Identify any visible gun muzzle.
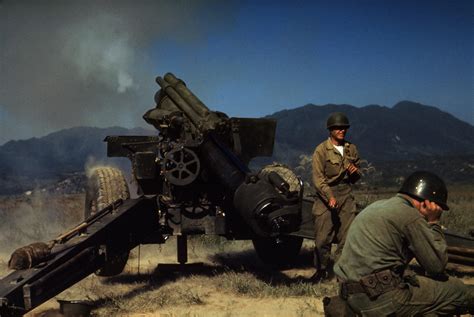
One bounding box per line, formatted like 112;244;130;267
164;73;211;117
156;76;201;128
156;73;224;132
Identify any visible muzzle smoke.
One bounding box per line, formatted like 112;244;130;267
0;0;235;144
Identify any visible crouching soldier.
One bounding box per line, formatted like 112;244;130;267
333;171;473;316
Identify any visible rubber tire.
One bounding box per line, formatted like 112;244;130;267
259;163;301;193
252;236;303;267
85;166;130;276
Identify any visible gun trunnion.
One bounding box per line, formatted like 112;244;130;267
1;73;473;316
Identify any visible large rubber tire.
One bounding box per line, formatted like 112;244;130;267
85;166;130;276
85;166;130;218
252;236;303;267
259;163;301;193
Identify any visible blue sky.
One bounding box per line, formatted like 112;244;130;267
0;0;472;144
151;0;473;120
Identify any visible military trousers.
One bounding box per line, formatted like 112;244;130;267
313;183;356;271
346;275;474;316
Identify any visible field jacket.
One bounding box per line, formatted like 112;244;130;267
312;138;360;203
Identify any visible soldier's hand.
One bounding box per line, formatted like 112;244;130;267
347;163;358;175
328;197;338;209
419;200;443;223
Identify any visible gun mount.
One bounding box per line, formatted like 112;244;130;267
105;73;305;238
1;73;473;316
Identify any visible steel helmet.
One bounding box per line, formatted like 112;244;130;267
398;171;449;210
326;112;350;129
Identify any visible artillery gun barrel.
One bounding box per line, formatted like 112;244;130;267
164;73;211;117
200;135;249;194
156;73;223;133
156;76;202;129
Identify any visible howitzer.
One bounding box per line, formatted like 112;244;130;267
0;73;313;315
1;73;473;316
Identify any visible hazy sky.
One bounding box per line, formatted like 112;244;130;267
0;0;472;145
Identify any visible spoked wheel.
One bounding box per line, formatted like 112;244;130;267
252;236;303;267
162;147;200;186
85;166;130;276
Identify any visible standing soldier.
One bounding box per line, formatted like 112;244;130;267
311;112;361;282
334;171;473;315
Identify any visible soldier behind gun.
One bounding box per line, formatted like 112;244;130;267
311;112;361;282
334;171;474;316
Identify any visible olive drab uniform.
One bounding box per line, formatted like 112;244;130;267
334;195;474;316
312;138;360;271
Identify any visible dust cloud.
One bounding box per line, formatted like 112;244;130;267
0;192;84;274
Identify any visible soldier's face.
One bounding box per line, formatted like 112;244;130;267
329;126;348;142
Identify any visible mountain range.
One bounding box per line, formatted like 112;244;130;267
270;101;473;164
0;101;472;194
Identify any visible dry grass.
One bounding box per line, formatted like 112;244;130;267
45;240;335;316
214;270;335;298
1;185;473;316
439;184;474;236
37;240;333;316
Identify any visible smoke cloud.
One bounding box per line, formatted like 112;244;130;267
0;0;235;144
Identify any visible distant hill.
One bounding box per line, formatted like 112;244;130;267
0;127;153;194
0;101;472;194
270;101;474;164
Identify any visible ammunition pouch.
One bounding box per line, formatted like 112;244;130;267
340;269;402;300
340;280;365;300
